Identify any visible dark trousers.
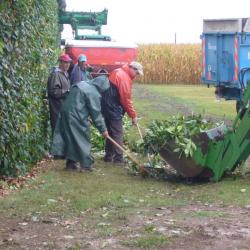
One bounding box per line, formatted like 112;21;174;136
104;118;123;162
48;97;64;135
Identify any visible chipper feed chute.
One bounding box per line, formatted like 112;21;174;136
159;125;228;180
159;81;250;182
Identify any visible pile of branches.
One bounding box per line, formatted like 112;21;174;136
129;114;218;179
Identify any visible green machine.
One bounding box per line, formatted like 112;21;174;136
59;9;111;41
160;81;250;181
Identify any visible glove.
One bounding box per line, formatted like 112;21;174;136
102;131;109;138
132;117;138;125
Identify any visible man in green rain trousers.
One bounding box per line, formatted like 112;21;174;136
51;75;109;171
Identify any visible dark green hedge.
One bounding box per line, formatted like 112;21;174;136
0;0;60;176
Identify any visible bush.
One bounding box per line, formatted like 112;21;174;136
0;0;60;176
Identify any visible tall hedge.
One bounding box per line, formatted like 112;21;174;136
0;0;60;176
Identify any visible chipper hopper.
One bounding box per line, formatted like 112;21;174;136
159;81;250;182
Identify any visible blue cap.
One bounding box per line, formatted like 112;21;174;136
78;54;87;62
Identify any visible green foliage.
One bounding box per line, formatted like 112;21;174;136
127;114;218;178
91;126;105;153
141;114;216;158
0;0;60;176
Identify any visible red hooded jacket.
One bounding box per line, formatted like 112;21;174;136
108;64;137;119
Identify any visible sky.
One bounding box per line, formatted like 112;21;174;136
62;0;250;44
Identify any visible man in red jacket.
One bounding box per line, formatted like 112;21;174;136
101;61;143;165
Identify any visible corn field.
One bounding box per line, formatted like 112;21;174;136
137;43;202;84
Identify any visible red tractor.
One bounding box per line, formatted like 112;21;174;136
59;8;138;76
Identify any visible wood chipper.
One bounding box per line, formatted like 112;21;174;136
59;8;138;75
160;18;250;182
159;80;250;182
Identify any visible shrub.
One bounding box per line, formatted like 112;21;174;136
0;0;60;176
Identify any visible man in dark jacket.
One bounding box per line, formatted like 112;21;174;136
70;54;93;85
51;76;109;171
47;54;72;134
101;61;143;165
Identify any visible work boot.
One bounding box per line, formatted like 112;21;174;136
65;159;78;170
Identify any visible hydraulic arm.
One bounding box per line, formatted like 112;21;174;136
59;9;109;40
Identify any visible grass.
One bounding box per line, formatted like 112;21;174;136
134;84;236;121
121;233;170;249
0;161;187;217
1;161;249;220
191;210;225;218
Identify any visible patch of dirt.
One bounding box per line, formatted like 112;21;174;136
0;204;250;249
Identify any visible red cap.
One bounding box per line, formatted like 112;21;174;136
58;54;72;62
